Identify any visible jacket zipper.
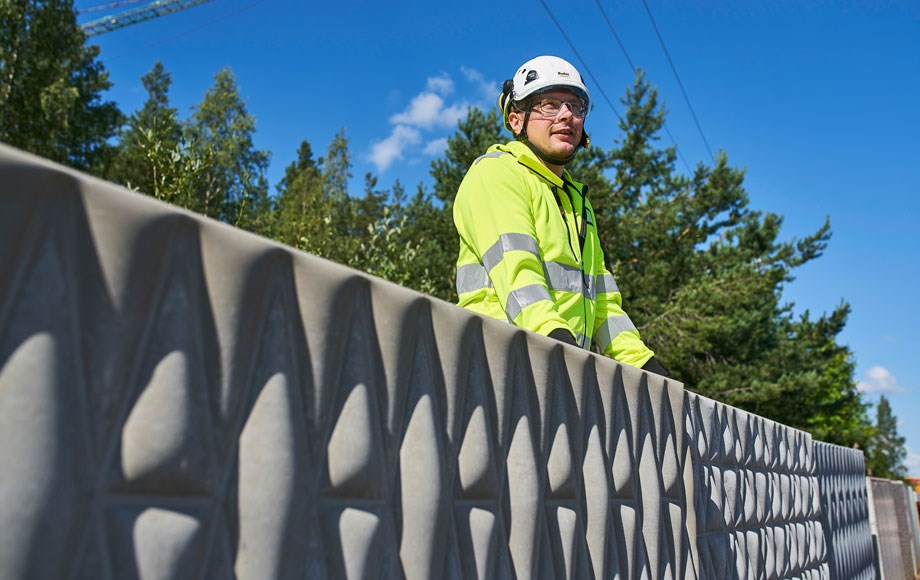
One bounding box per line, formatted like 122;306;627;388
556;187;580;263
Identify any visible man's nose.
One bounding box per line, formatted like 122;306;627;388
556;103;575;119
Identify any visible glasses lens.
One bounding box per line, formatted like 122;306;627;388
534;98;586;118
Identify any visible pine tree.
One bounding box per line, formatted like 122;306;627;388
419;107;505;301
430;107;504;205
756;305;871;446
0;0;121;172
309;128;360;264
578;71;871;443
271;140;331;253
866;396;907;479
321;128;351;203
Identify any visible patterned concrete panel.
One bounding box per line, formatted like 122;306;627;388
685;392;829;579
0;144;698;579
907;485;920;578
869;478;919;580
813;442;878;580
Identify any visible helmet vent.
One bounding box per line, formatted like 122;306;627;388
524;70;539;85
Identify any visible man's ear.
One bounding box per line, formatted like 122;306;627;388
508;109;524;136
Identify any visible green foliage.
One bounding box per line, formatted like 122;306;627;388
430;107;504;204
0;0;121;172
107;64;272;232
352;206;434;295
866;396;907;479
321;128;351;203
107;62;182;194
267;130;430;293
185;67;271;232
415;107;505;302
126;120;214;208
271;140;332;253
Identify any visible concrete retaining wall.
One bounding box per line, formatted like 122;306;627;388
868;478;920;580
815;442;878;580
0;143;908;579
686;393;828;579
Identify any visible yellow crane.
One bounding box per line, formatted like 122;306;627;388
80;0;216;37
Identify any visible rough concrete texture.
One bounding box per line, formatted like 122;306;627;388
814;442;878;580
0;143;903;579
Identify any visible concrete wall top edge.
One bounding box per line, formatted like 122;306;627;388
0;143;684;394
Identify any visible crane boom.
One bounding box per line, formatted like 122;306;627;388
80;0;215;37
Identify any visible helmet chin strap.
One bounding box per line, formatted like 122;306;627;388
521;133;580;166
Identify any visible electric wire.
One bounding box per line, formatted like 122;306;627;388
641;0;715;161
593;0;636;73
539;0;624;125
593;0;691;173
142;0;260;49
100;0;264;60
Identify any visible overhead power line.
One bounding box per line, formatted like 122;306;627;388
139;0;265;50
640;0;715;161
592;0;636;73
541;0;692;173
539;0;623;125
96;0;266;61
592;0;691;173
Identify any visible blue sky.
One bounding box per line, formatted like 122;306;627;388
78;0;920;472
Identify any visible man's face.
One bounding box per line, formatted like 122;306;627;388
509;88;585;164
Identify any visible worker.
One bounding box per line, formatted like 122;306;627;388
452;55;669;376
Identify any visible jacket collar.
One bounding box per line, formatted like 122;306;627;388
490;141;578;190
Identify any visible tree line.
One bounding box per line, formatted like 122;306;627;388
0;0;907;478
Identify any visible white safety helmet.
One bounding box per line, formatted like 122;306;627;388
498;55;591;133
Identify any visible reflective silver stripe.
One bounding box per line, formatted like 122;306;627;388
459;258;599;300
596;273;619;294
505;284;552;322
584;274;596;301
481;233;540;272
574;332;589;349
594;314;637;351
473;151;507;165
456;263;492;294
543;261;584;294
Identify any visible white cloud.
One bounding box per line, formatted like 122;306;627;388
905;447;920;476
427;73;454;95
369;125;421;171
857;365;907;393
461;66;498;104
390;92;445;128
441;102;471;127
422;138;448;156
369;69;496;171
390;92;470;130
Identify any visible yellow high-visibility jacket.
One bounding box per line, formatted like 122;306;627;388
453;140;654;368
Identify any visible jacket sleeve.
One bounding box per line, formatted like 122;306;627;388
453;157;570;337
590;224;655;368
